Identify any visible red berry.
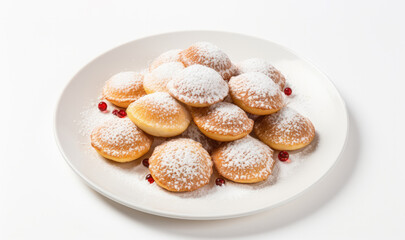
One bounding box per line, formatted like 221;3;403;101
278;151;289;161
112;109;119;116
284;87;292;96
142;158;149;168
98;102;107;111
146;174;154;184
215;178;225;186
117;110;127;118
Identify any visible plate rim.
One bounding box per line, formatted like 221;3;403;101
54;30;349;220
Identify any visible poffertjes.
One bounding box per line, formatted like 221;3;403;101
102;71;146;108
236;58;286;90
91;118;153;162
167;65;229;107
212;136;275;183
254;107;315;150
179;42;237;80
143;62;184;94
149;138;213;192
190;102;253;141
126;92;191;137
149;49;183;72
228;72;284;115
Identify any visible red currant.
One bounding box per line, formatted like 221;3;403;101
98;101;107;111
112;109;119;116
278;151;289;161
146;174;154;184
142;158;149;168
284;87;292;96
117;110;127;118
215;178;225;186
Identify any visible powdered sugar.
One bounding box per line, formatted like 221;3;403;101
168;65;229;105
214;136;275;181
144;62;185;93
229;72;284;109
232;72;279;97
149;49;182;71
274;108;314;144
149;62;185;81
102;71;146;104
180;42;237;80
77;101;116;136
209;102;243;120
91;117;151;157
149;138;213;191
136;92;180;115
192;102;253;135
107;72;139;89
236;58;286;88
187;42;230;68
256;107;315;145
237;58;274;77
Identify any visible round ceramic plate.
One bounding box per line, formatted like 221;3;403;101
54;31;348;220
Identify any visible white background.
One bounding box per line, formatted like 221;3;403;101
1;0;404;239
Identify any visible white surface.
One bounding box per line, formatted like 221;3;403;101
0;0;404;238
55;31;348;219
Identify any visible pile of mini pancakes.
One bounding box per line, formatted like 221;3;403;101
90;42;315;192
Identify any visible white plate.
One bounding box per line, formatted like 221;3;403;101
54;31;348;220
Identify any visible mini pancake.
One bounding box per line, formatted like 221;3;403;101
149;49;183;72
143;62;185;94
254;107;315;150
126;92;191;137
190;102;253;141
102;71;147;108
179;42;237;80
212;136;275;183
149;138;213;192
167;64;229;107
90;118;153;162
228;72;285;115
236;58;286;90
